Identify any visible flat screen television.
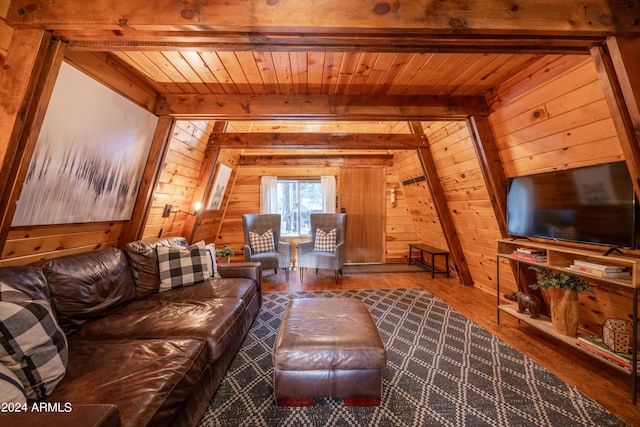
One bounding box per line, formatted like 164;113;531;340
506;161;637;250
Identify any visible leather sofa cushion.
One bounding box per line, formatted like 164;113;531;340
0;264;50;302
45;248;137;335
124;237;188;298
144;277;257;308
48;338;207;427
71;299;245;362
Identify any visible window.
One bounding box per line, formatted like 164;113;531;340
278;179;322;236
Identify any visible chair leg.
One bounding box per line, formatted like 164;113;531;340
285;268;289;282
274;268;278;275
335;270;339;284
299;268;304;282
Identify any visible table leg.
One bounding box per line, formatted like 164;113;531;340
431;253;435;278
445;255;450;278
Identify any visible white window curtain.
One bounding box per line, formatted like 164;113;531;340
321;175;336;213
260;176;278;214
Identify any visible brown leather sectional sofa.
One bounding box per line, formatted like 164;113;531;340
1;237;261;427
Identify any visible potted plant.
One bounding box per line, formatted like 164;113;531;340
529;265;592;336
215;246;235;263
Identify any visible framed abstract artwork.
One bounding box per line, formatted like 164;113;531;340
11;62;158;226
207;164;232;211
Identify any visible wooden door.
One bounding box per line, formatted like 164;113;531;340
340;167;385;264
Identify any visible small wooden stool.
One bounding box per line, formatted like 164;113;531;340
273;298;386;406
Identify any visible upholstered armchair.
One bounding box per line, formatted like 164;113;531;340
242;214;291;281
298;213;347;284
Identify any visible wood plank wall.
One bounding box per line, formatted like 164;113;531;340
382;54;635;335
142;119;214;241
0;221;123;267
208;156;418;265
487;54;632;334
0;119;214;267
392;150;450;270
390;120;497;280
191;148;243;246
217;163;343;264
0;47;637;336
385;163;417;263
425;120;498;283
0;0;11;58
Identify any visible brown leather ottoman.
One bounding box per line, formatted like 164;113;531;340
273;298;386;406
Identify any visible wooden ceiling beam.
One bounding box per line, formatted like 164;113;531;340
156;94;488;120
466;115;533;298
411;122;473;286
0;31;64;258
213;133;425;150
591;38;640;205
240;154;393;167
466;116;508;235
60;34;597;54
118;115;175;246
7;0;639;38
63;51;159;113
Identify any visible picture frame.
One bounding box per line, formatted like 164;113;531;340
11;62;158;226
207;163;232;211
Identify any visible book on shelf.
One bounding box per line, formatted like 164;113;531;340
568;264;631;278
577;344;635;371
576;335;637;371
516;247;546;255
572;260;625;272
511;252;547;262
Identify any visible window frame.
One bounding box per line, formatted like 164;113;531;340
277;178;322;237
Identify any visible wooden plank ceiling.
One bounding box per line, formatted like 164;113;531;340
111;51;544;98
8;0;637;135
107;50;558;135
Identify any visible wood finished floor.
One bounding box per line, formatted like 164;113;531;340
262;267;640;426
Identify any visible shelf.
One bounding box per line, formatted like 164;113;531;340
496;238;640;404
498;252;635;287
497;238;640;289
499;304;637;375
499;304;577;346
561;267;635;288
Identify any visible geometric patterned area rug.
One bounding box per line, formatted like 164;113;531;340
197;288;628;427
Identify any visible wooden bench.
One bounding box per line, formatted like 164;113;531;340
408;243;450;278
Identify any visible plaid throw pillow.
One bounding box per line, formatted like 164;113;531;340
0;362;26;404
157;240;207;292
314;228;337;252
249;229;275;254
204;243;220;279
0;282;68;401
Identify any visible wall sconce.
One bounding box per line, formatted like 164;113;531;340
192;201;202;215
162;202;201;217
390;186;396;207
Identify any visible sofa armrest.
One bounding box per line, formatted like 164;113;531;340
3;404;120;427
217;262;262;305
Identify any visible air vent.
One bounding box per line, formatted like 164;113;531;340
402;176;426;186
